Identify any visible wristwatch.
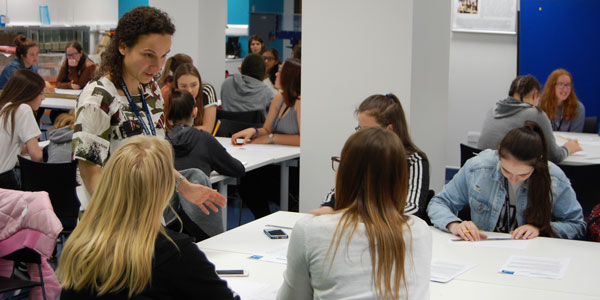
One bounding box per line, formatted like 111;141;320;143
268;133;275;144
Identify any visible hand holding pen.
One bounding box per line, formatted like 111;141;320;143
448;220;488;241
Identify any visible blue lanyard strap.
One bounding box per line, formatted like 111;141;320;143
120;82;156;136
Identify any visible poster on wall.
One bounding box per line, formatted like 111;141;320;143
452;0;517;34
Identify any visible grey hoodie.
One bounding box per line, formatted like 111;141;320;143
47;126;73;163
220;74;276;118
477;97;568;163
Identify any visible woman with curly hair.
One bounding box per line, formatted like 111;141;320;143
540;69;585;132
72;6;225;213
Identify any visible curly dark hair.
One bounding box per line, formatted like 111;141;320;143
99;6;175;86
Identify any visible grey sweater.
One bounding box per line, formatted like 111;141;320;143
220;74;276;118
477;97;568;163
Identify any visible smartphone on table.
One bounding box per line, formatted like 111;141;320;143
216;269;249;277
263;228;288;239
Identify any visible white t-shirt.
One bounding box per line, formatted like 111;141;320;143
0;103;41;173
278;213;432;300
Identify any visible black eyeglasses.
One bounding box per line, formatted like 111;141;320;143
331;156;340;172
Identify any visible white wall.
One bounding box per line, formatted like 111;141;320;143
410;0;451;192
150;0;226;96
446;32;517;168
300;0;414;212
1;0;117;25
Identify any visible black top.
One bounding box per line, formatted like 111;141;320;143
61;229;240;300
167;125;245;177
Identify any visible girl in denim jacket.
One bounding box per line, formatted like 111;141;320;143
428;122;585;240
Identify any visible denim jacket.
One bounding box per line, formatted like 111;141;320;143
427;149;585;239
0;58;39;89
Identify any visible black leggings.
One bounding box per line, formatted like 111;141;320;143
238;165;299;219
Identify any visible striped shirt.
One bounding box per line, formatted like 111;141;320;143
322;152;429;217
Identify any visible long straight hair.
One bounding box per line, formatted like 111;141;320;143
540;69;579;121
331;127;410;299
173;63;204;126
498;121;556;237
357;93;425;158
58;136;176;297
279;58;301;107
0;69;45;141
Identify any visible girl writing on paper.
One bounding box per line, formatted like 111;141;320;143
428;122;585;240
278;127;431;300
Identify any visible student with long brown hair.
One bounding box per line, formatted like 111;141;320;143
0;69;45;189
540;69;585;132
428;122;585;240
310;93;429;219
170;63;219;133
58;136;239;299
56;41;96;90
278;127;431;300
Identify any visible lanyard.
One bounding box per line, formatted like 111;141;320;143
120;82;156;136
502;178;510;233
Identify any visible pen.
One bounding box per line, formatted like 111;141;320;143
463;229;483;233
265;224;293;230
212;120;221;136
452;237;513;241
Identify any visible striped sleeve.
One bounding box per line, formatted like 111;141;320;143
405;152;425;215
202;83;220;108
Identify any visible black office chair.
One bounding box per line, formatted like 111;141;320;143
0;248;47;300
18;156;80;231
460;143;483;167
421;189;435;225
217;109;265;125
215;119;261;138
557;164;600;219
583;116;597;134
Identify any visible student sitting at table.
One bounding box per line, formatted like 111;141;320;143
0;35;54;92
278;127;431;300
231;58;301;219
309;93;429;219
429;122;586;241
168;63;219;133
540;68;585;132
221;53;276;118
55;41;96;90
478;75;581;163
0;70;45;189
166;89;245;178
58;136;240;299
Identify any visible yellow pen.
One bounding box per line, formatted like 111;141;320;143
212;120;221;136
463;229;483;233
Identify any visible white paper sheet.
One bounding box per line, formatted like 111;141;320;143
499;255;570;279
431;260;477;283
449;233;529;250
54;88;82;96
248;244;289;264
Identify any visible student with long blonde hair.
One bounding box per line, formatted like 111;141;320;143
58;136;239;299
278;127;431;300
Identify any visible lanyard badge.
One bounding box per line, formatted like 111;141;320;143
120;82;156;136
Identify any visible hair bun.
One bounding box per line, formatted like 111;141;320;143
13;34;27;46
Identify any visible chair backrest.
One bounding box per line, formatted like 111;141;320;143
0;247;45;298
217;109;265;125
420;189;435;225
583;116;597;133
557;163;600;218
18;156;80;230
215;119;260;138
460;143;483;167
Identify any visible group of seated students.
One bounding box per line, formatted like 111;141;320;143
0;5;592;300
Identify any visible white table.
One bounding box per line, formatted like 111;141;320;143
209;138;300;229
198;211;600;300
554;132;600;165
40;97;77;110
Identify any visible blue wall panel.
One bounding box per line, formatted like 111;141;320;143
520;0;600;125
118;0;148;19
